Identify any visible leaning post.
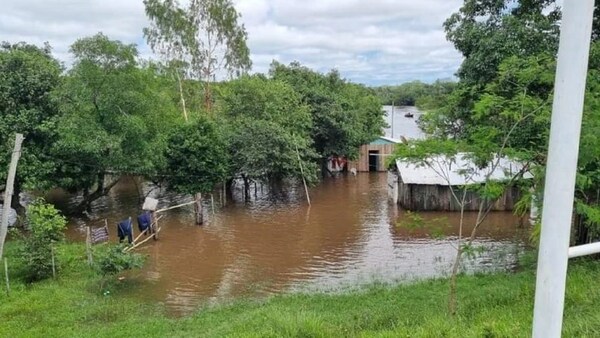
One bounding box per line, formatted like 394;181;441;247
0;133;24;261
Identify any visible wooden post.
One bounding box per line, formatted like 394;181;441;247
153;212;159;240
4;257;9;296
0;133;24;261
86;226;93;266
294;143;311;206
194;193;203;225
51;245;56;279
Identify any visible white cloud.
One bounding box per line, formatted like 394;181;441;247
0;0;464;85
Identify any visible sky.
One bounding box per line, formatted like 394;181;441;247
0;0;465;86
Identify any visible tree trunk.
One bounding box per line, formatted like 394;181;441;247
175;71;188;122
242;175;250;202
194;193;203;225
448;246;462;315
225;179;234;202
74;175;121;213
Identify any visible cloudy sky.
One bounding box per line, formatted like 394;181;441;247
0;0;464;86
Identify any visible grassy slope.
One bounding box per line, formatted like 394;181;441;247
2;242;600;338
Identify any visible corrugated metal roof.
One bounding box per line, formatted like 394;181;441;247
371;136;401;145
395;153;532;186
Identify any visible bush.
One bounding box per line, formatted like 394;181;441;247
20;199;67;282
26;199;66;242
94;243;144;277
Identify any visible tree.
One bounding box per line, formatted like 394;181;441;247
444;0;560;86
0;42;62;212
164;116;229;223
144;0;251;113
218;75;318;199
432;0;561;141
394;130;532;315
270;62;386;165
54;33;178;211
372;80;457;111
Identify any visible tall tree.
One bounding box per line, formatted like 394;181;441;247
164;116;228;224
0;42;62;211
54;33;178;211
144;0;251;113
270;62;386;164
218;75;318;198
444;0;560;86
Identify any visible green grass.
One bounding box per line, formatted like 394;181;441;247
2;241;600;337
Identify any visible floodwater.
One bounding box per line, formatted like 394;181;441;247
51;173;528;316
382;105;425;140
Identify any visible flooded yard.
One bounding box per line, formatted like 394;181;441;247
51;173;529;316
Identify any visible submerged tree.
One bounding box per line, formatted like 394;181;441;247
218;75;318;199
54;33;178;211
164;116;229;224
270;62;385;168
144;0;251;113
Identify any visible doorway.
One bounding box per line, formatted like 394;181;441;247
369;150;379;171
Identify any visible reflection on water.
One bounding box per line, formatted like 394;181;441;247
51;173;528;316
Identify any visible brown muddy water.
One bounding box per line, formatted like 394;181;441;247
48;173;528;316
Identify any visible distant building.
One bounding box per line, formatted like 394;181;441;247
347;136;401;172
388;154;532;211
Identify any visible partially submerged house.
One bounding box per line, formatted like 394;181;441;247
388;153;531;211
347;136;401;172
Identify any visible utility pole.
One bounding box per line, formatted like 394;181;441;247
532;1;595;337
0;133;24;261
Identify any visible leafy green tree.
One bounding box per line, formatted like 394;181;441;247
0;42;62;211
144;0;251;112
164;116;228;223
269;62;385;163
54;33;178;211
444;0;560;86
218;75;318;198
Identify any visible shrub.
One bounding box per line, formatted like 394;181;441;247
94;243;144;277
20;199;67;282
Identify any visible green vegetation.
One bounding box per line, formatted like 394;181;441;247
2;241;600;337
0;36;384;211
414;0;600;244
19;200;66;282
373;80;457;111
93;243;144;278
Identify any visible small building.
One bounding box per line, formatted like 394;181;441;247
348;136;401;172
388;154;531;211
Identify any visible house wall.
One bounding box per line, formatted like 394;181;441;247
397;181;521;211
348;143;396;172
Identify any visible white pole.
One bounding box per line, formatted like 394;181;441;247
532;2;595;337
568;242;600;259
